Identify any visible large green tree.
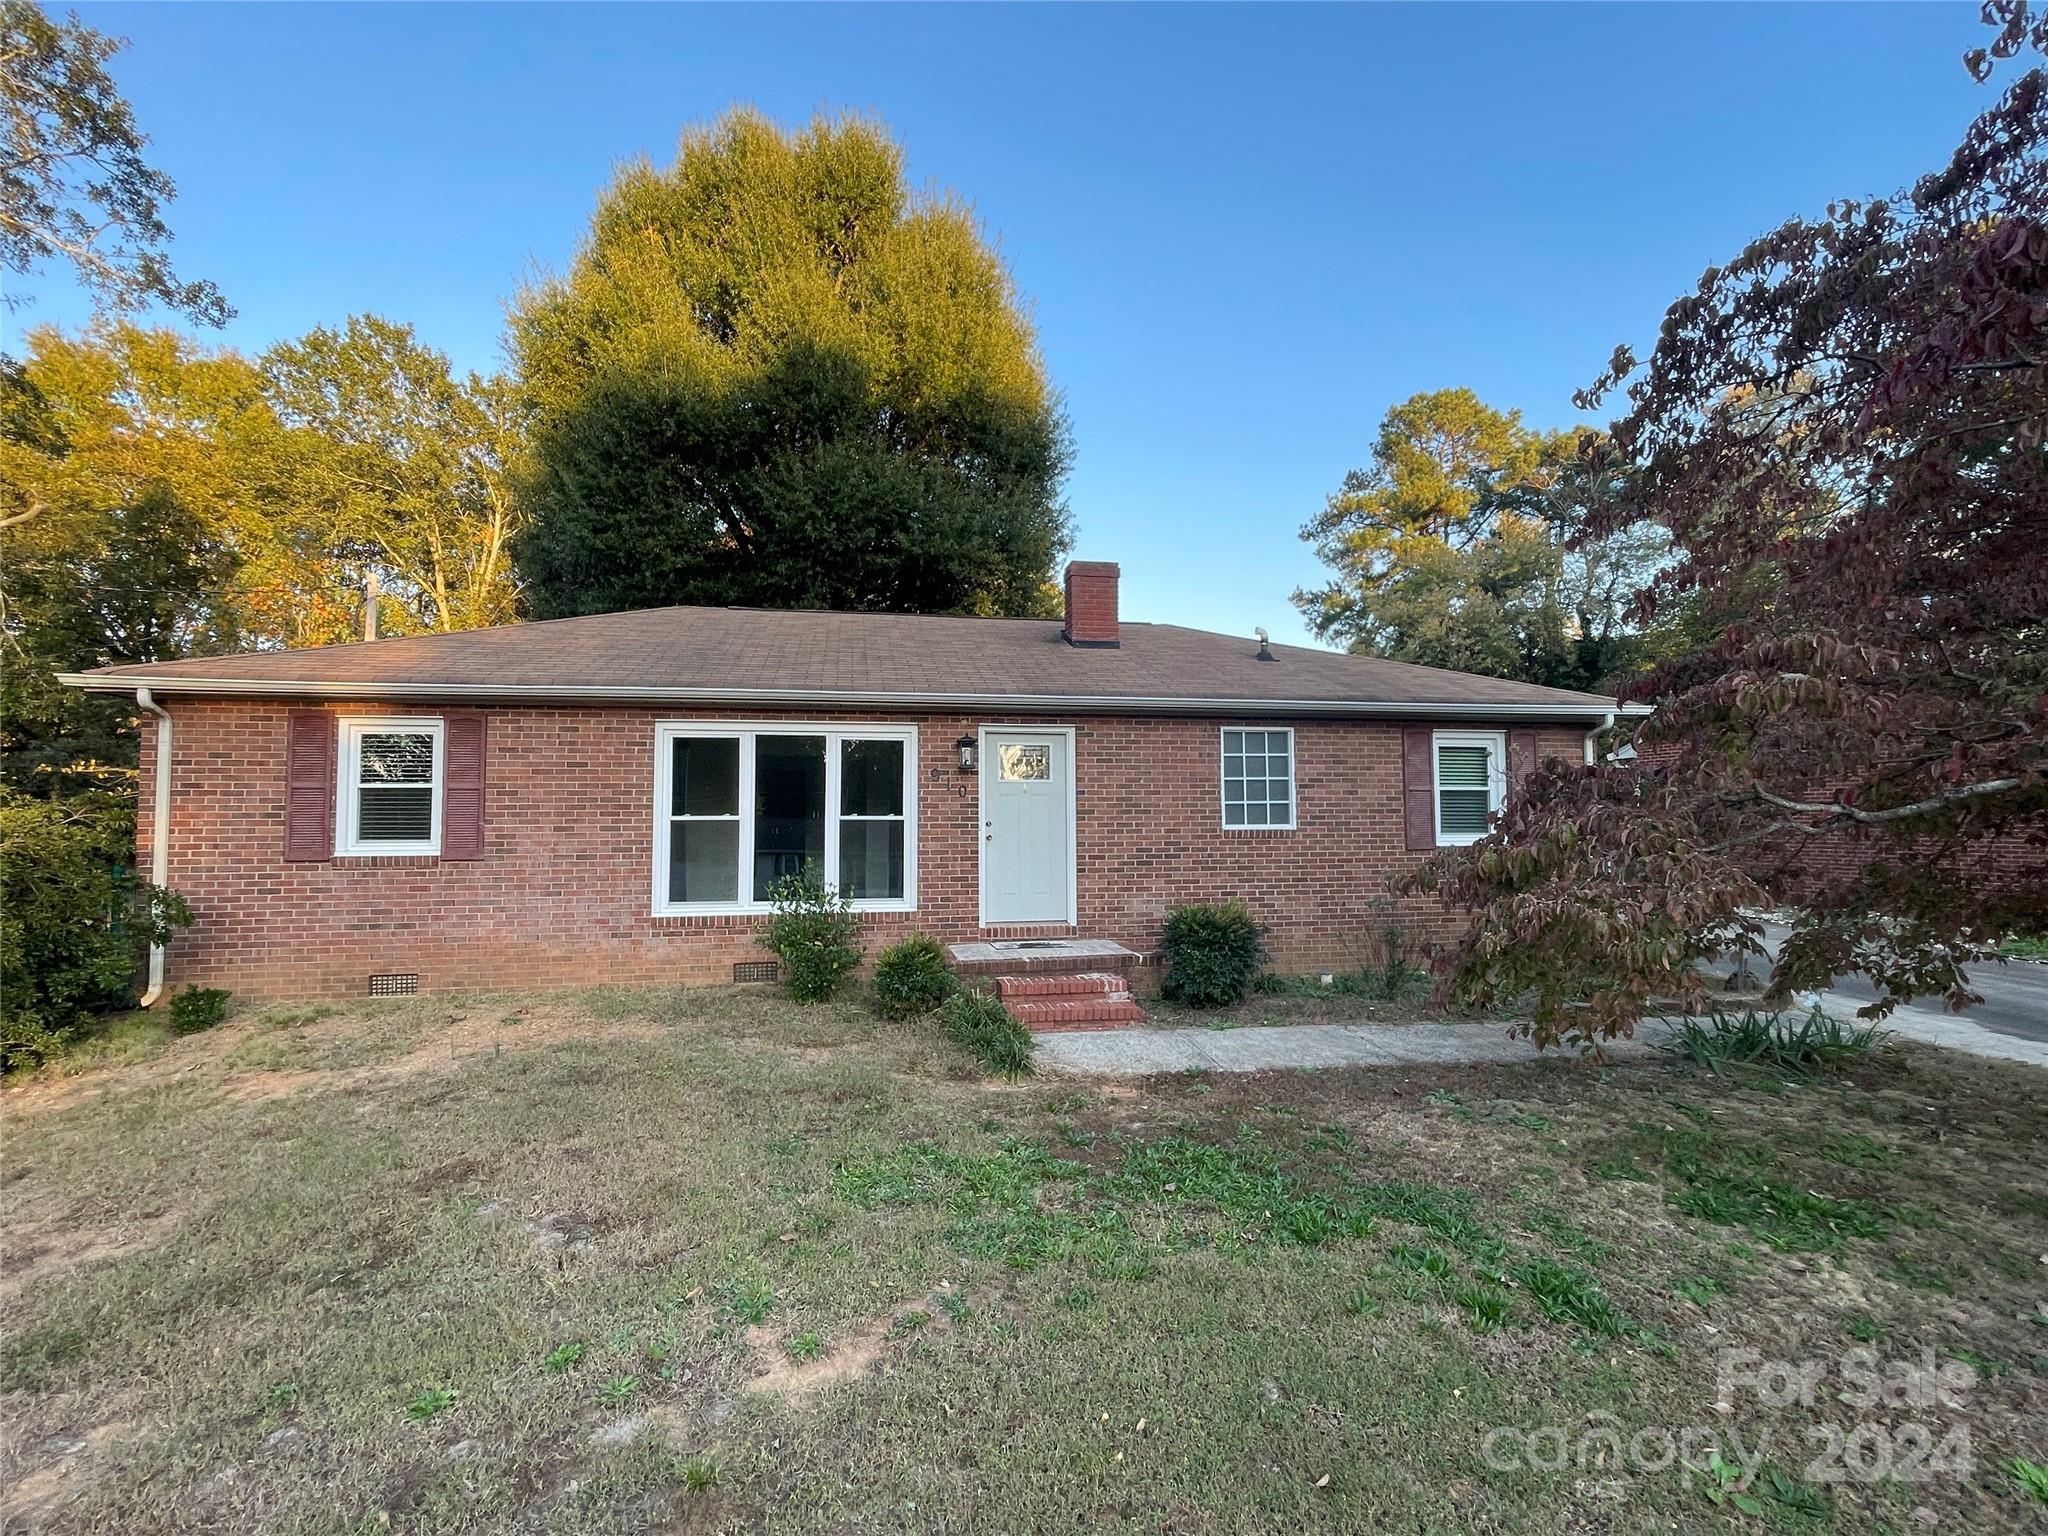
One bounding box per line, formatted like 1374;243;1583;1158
1;318;528;802
1;2;227;326
1295;388;1673;692
509;109;1071;619
1;1;228;1062
264;315;526;635
0;324;261;799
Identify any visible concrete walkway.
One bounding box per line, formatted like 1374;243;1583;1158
1034;1018;1670;1076
1034;1002;2048;1077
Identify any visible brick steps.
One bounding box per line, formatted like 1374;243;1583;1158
945;939;1148;1033
993;971;1145;1033
946;938;1140;979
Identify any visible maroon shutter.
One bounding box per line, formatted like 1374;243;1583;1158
1401;726;1436;851
284;710;335;861
441;712;487;860
1509;729;1539;808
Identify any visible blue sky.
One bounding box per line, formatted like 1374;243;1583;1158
23;3;1989;646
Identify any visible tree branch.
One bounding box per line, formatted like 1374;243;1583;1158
1749;778;2023;825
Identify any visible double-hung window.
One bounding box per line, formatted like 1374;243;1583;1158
654;724;916;914
338;717;444;856
1221;727;1295;828
1433;730;1506;846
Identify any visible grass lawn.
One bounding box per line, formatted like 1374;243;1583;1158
3;986;2045;1533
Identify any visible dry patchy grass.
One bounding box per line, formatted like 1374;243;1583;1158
1;984;2044;1533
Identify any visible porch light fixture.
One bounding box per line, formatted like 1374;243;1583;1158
955;735;977;774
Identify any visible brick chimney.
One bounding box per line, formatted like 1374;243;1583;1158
1062;561;1120;647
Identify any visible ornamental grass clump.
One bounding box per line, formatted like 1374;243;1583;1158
938;989;1033;1076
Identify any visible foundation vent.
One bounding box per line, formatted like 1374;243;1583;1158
732;960;779;984
368;972;420;997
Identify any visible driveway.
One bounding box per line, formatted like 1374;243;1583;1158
1709;922;2048;1064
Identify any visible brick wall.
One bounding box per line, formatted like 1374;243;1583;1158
1625;738;2045;897
138;700;1589;1000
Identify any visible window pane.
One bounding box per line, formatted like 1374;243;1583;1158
358;786;432;842
359;732;433;784
1223;803;1247;828
753;735;826;899
1223;753;1244;779
998;744;1050;781
838;819;904;900
669;819;739;903
1224;731;1246;757
1269;794;1291;824
840;739;904;816
1440;787;1492;836
1246;801;1270;826
672;737;739;816
1437;745;1492;788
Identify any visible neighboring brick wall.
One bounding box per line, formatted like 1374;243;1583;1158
139;701;1588;1000
1622;739;2046;896
1764;824;2047;894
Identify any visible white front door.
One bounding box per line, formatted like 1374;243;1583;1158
980;729;1074;925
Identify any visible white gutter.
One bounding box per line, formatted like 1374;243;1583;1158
134;688;172;1008
1585;709;1616;765
59;675;1622;721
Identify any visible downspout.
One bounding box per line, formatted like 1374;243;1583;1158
136;688;172;1007
1584;709;1616;766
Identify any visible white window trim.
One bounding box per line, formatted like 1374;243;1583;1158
1220;725;1297;831
336;715;444;857
651;721;918;917
1433;729;1507;847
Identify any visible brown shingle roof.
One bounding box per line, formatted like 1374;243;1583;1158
62;605;1620;718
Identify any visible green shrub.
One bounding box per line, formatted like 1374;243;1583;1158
1160;901;1266;1008
938;989;1033;1076
756;867;863;1003
0;790;191;1072
873;934;955;1020
167;985;230;1035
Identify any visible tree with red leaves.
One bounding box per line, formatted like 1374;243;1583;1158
1415;4;2048;1050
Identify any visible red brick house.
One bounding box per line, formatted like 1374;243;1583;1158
62;562;1621;1020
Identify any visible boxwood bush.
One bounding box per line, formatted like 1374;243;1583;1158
1160;900;1267;1008
872;934;955;1020
168;985;231;1035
